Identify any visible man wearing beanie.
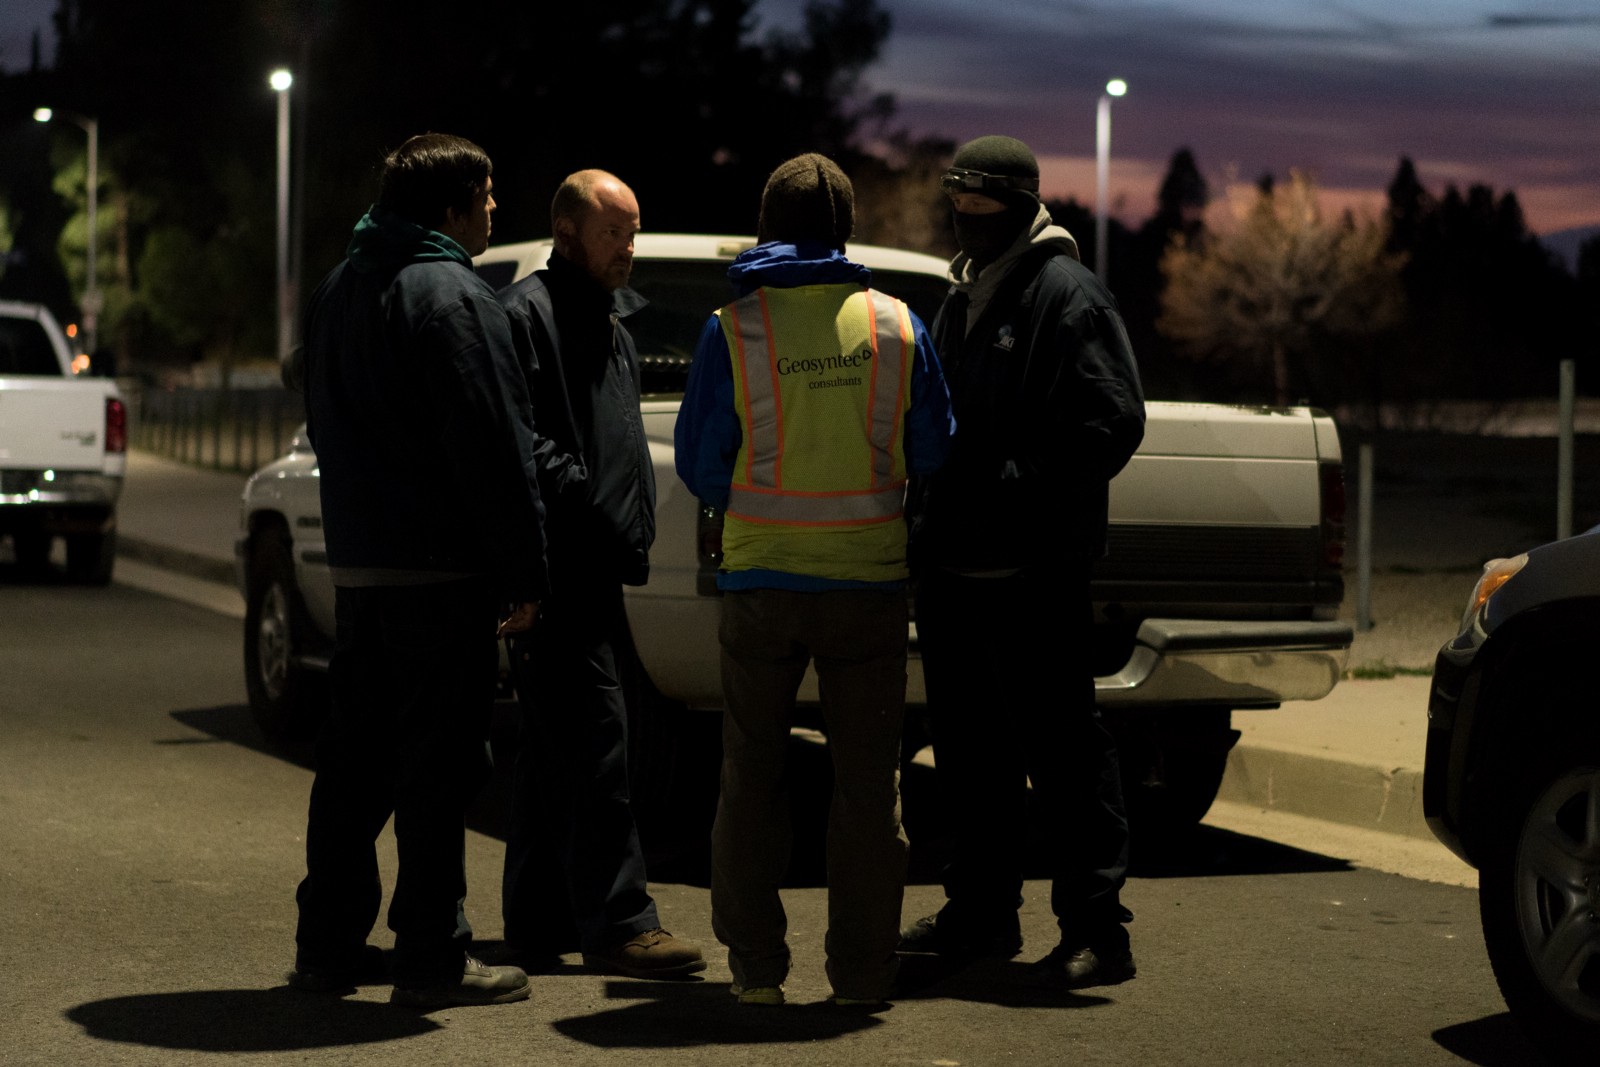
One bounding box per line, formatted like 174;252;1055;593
676;152;954;1006
901;135;1146;989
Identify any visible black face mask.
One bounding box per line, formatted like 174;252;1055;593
952;205;1030;268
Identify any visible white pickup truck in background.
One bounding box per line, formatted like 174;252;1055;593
238;236;1352;846
0;300;126;584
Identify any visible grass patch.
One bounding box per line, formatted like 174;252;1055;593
1346;662;1435;680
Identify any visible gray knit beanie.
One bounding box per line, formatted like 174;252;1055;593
757;153;855;250
948;135;1041;211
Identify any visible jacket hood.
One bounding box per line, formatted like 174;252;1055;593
346;205;473;275
727;241;871;295
949;203;1079;291
951;204;1081;336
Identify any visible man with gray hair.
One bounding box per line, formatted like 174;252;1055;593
497;169;704;980
677;153;953;1006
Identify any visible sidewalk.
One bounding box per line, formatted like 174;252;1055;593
110;448;1452;854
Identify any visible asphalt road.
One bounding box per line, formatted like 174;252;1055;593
0;573;1550;1066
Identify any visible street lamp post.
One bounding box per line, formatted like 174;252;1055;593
270;69;294;368
33;107;99;357
1094;78;1127;285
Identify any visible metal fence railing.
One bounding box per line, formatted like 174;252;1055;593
125;384;304;474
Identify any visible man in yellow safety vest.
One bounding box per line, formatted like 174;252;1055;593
675;153;953;1006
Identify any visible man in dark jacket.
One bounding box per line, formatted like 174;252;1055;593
497;170;704;979
900;135;1146;990
293;133;546;1008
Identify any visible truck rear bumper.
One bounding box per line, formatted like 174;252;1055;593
1093;618;1353;707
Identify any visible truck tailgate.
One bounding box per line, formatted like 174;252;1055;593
0;377;114;470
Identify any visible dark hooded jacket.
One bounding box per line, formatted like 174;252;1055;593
302;205;548;601
908;212;1145;573
497;250;655;587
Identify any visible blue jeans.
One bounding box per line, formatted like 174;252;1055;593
294;578;499;986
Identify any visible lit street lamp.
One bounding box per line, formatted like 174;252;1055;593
270;69;294;368
33;107;99;357
1094;77;1127;285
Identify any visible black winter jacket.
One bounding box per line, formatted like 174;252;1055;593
302;207;548;601
498;251;656;587
909;245;1145;573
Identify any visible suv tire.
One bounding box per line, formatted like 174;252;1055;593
1480;763;1600;1060
244;530;326;743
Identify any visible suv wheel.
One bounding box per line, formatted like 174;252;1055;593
1481;764;1600;1059
243;531;326;742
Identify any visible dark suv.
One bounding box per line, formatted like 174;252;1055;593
1425;527;1600;1060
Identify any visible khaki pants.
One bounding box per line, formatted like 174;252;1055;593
711;587;910;999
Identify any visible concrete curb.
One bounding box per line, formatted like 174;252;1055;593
1217;744;1430;841
119;534;236;588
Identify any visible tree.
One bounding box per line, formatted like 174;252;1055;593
1158;171;1405;407
1120;148;1211;399
1382;158;1581;407
14;0;899;375
848;131;956;255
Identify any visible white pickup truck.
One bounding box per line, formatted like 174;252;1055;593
238;236;1351;840
0;300;126;584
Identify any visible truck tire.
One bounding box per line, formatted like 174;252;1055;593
1479;762;1600;1061
1114;708;1238;856
244;531;326;743
12;532;51;572
66;528;115;586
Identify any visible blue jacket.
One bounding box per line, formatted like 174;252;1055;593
675;241;955;592
303;206;548;601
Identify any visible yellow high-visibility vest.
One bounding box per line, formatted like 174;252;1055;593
718;283;915;583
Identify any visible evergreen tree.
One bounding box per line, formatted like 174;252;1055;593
1121;148;1211;400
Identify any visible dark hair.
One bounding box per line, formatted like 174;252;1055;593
377;133;492;231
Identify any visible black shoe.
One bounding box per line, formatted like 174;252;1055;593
897;911;1022;958
1029;944;1136;989
287;944;388;994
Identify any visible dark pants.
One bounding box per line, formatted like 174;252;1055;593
712;588;910;999
501;580;658;954
295;578;499;986
916;566;1132;951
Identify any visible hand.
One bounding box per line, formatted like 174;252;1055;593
497;601;540;635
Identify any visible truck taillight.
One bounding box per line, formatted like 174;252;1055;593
105;397;127;454
1320;461;1345;568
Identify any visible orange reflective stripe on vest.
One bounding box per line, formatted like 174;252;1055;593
721;284;914;528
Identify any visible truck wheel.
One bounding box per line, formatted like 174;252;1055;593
12;532;51;572
1479;764;1600;1060
244;532;326;743
1114;708;1239;856
66;528;116;586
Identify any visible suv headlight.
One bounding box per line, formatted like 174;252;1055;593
1460;553;1528;632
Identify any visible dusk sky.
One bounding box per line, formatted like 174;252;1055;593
5;0;1598;236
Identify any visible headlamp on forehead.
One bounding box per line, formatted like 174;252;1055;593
940;168;1041;196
